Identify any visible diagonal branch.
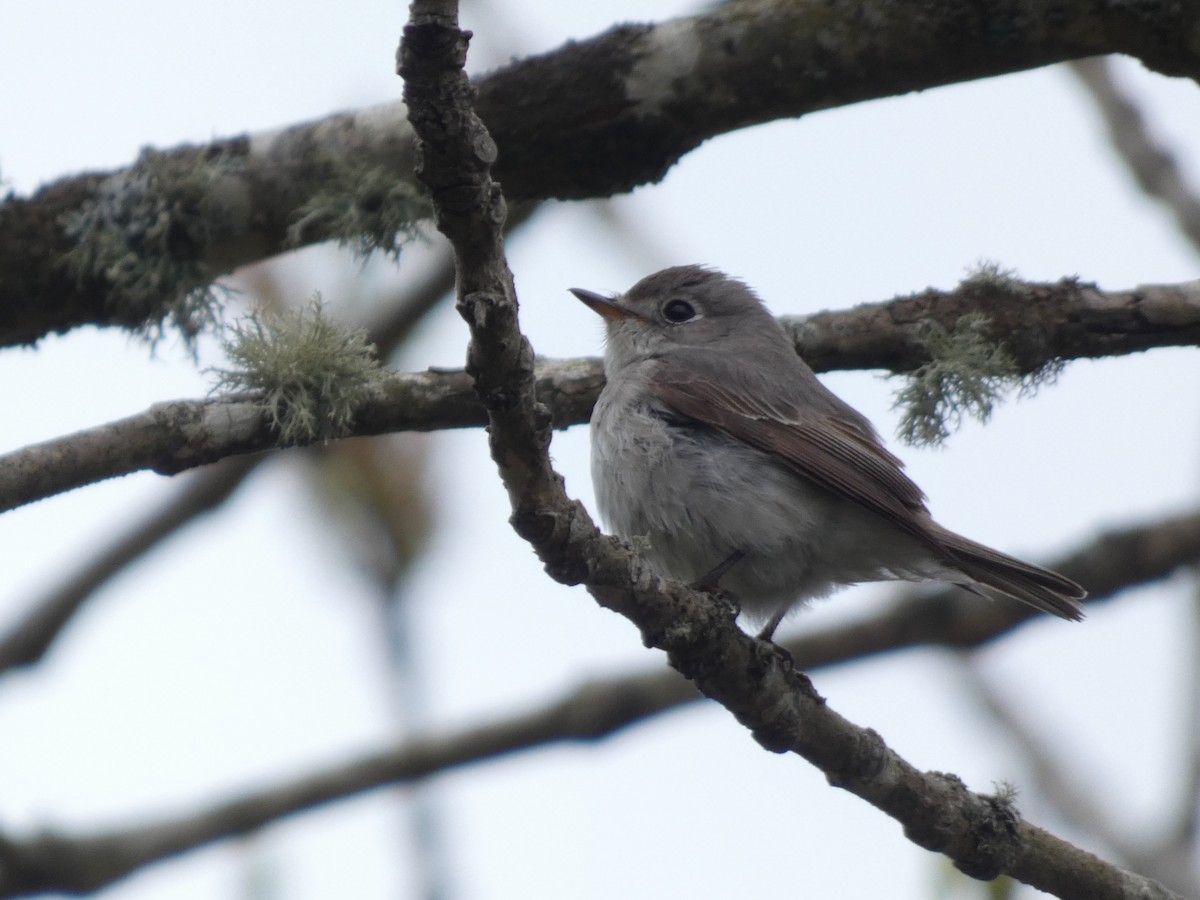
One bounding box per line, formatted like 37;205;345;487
0;507;1195;896
0;678;680;898
959;656;1200;897
2;275;1198;514
397;3;1184;898
0;456;259;672
1070;57;1200;256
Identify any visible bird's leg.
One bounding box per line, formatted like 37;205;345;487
756;608;788;643
755;608;797;670
691;550;744;592
690;550;745;617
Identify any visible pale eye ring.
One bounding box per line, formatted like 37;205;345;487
661;298;696;323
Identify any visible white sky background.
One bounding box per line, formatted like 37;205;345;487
2;2;1200;899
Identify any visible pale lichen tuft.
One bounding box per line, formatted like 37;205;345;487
63;147;247;346
286;163;430;260
892;313;1018;447
893;262;1066;445
211;298;386;444
960;259;1022;294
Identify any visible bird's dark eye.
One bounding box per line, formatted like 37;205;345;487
661;298;696;323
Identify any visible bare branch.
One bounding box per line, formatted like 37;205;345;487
0;675;681;897
790;509;1200;667
0;456;258;673
1070;57;1200;256
397;4;1185;898
5;0;1200;345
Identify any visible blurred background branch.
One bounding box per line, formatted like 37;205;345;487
0;504;1194;897
1070;57;1200;255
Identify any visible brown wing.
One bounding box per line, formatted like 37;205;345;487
651;360;1087;620
651;361;931;539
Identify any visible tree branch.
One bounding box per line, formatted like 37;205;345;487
0;456;258;672
0;678;678;897
396;4;1184;898
1070;57;1200;256
790;509;1200;667
2;276;1197;514
0;358;598;514
5;0;1200;346
0;507;1194;897
792;277;1200;375
0;203;554;672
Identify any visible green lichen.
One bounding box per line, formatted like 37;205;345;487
892;313;1019;447
960;259;1022;295
893;261;1067;446
286;161;430;260
211;298;386;445
63;146;247;346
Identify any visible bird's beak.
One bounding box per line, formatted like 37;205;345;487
569;288;639;322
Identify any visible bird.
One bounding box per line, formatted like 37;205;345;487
570;265;1086;640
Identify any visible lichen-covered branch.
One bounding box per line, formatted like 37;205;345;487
0;357;602;514
1;274;1197;513
396;3;1185;898
789;275;1200;375
4;0;1200;346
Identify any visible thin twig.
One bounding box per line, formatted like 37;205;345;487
958;653;1200;897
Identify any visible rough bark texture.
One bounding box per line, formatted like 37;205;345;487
1;277;1195;514
3;0;1200;346
789;277;1200;373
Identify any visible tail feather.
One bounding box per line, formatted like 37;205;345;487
931;526;1087;621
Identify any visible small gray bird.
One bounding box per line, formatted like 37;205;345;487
571;265;1085;640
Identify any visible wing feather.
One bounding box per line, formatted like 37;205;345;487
650;359;1086;620
651;362;929;538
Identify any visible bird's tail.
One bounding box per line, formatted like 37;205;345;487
932;526;1087;621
